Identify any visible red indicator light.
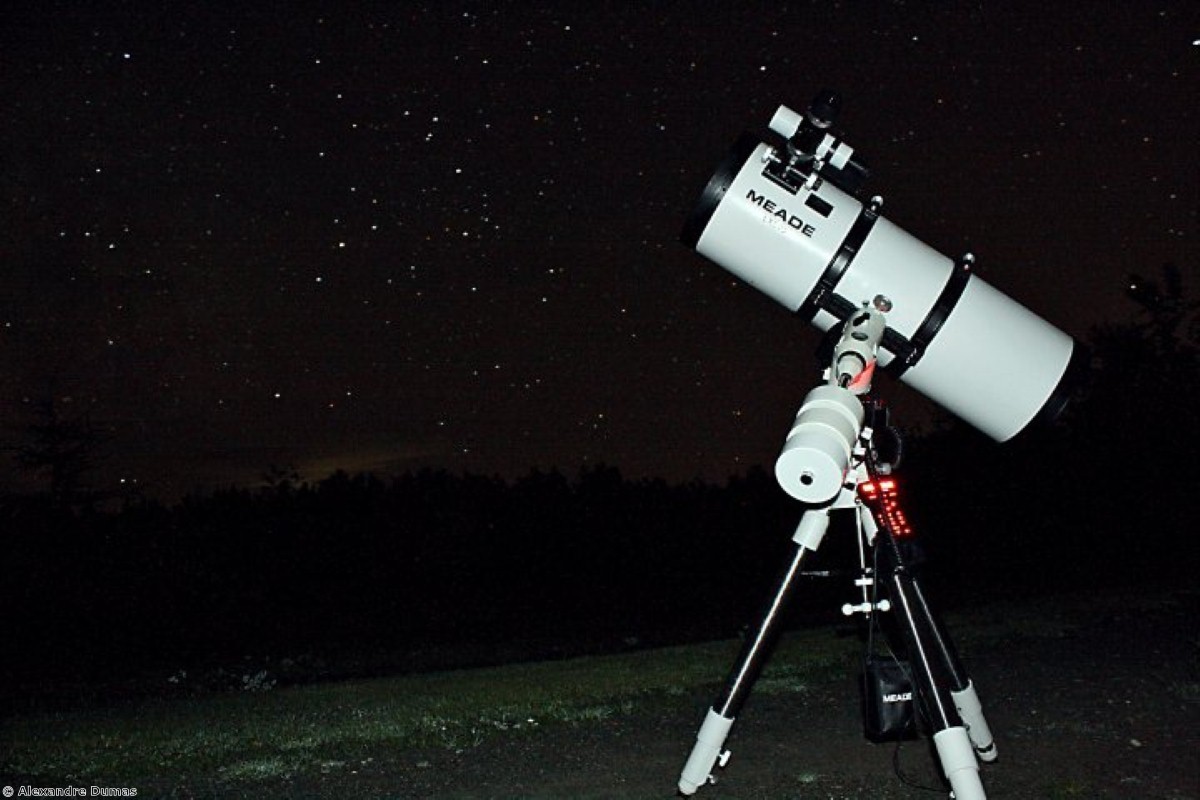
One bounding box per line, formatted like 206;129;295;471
858;478;915;539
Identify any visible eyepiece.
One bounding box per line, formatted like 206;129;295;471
807;90;843;129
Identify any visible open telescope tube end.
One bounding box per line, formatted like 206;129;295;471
1025;342;1091;434
681;133;761;251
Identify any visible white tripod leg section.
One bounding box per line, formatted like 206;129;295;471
678;709;734;795
678;508;832;796
933;727;985;800
793;506;831;550
952;680;997;762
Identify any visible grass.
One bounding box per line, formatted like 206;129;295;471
6;588;1188;792
1044;779;1095;799
0;627;856;789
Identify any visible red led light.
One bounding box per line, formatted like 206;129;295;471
858;478;915;539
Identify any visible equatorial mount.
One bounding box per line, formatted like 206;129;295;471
677;319;996;800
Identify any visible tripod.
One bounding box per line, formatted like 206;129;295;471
677;312;998;799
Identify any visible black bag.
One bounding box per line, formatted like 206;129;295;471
862;655;916;742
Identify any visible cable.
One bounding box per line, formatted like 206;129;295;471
891;737;945;795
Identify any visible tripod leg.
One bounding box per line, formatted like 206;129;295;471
908;578;997;762
882;539;986;800
678;510;830;795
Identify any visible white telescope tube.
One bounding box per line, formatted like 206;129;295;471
681;122;1079;442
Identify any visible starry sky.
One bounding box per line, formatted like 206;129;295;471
3;2;1196;501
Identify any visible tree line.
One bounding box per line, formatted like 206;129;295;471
1;267;1194;690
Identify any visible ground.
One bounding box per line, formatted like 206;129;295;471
143;589;1197;799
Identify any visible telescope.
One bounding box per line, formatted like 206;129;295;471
683;90;1083;502
674;91;1085;799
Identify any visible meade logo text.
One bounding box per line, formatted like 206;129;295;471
746;189;817;237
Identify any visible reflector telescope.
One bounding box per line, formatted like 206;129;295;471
682;91;1080;443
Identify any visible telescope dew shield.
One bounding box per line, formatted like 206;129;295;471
682;112;1078;442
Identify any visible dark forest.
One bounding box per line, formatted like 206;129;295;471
2;269;1194;695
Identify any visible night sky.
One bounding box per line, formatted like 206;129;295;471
3;3;1196;501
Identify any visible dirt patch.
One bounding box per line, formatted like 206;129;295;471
144;589;1199;798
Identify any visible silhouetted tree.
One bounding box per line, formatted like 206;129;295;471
1126;263;1198;354
8;396;107;509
